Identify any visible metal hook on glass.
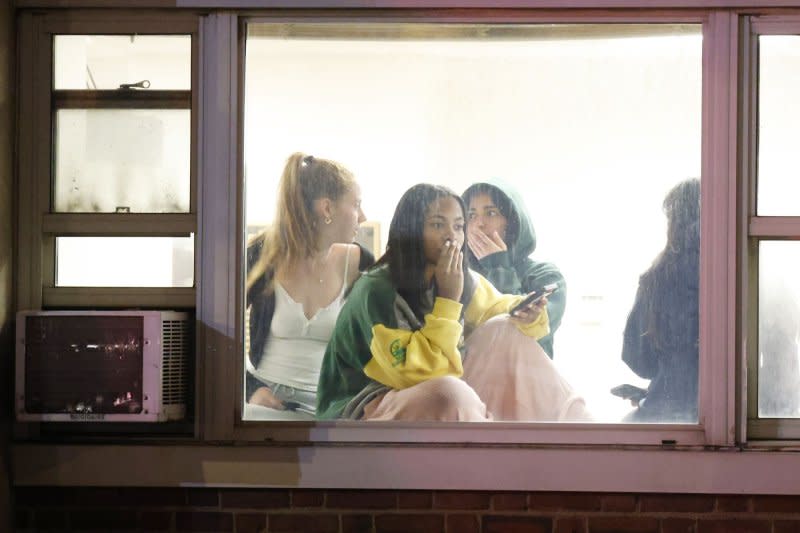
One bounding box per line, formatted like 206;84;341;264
119;79;151;90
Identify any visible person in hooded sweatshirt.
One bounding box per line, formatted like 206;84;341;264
462;180;566;358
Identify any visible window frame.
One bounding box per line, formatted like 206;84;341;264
743;14;800;441
13;2;800;494
197;8;738;447
15;10;200;312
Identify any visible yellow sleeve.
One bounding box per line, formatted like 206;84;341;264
464;273;550;340
364;297;464;390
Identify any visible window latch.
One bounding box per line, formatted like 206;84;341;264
119;79;151;90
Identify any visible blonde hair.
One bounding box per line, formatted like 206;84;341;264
246;152;356;294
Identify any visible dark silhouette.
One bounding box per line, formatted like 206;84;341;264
619;178;700;423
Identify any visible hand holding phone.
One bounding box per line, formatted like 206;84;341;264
510;283;558;316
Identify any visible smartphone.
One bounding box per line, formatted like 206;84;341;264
610;384;648;403
510;283;558;316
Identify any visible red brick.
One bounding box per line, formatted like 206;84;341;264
139;511;173;531
492;492;528;511
235;513;267;533
35;510;68;529
447;513;480;533
120;487;187;507
555;516;587;533
774;520;800;533
69;508;139;530
327;490;397;509
588;516;659;533
291;490;324;508
752;495;800;513
69;487;127;506
375;513;444;533
640;494;715;513
434;491;491;510
175;511;234;532
220;489;289;509
15;508;32;530
529;492;601;511
662;518;697;533
17;487;75;506
697;519;771;533
398;491;433;509
342;513;374;533
186;488;220;507
268;513;339;533
601;494;638;512
483;515;552;533
715;496;750;513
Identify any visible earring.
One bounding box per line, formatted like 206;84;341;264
325;217;332;225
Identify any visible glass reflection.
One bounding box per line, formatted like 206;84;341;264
758;242;800;418
243;23;702;422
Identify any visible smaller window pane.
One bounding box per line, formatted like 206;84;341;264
757;35;800;216
54;109;190;213
56;236;194;287
54;35;191;90
758;241;800;418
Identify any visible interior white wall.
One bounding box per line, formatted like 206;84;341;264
244;28;703;421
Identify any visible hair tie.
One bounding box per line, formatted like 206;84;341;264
301;155;314;167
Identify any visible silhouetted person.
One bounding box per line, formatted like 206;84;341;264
620;178;700;423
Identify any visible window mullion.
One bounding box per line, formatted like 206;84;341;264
42;213;196;236
197;12;240;442
700;10;740;447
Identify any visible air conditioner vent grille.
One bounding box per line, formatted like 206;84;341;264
161;318;189;405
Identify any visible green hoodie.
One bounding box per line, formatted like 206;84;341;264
462;179;566;358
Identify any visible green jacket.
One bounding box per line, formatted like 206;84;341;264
463;179;566;358
316;265;548;420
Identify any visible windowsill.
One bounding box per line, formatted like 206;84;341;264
11;441;800;494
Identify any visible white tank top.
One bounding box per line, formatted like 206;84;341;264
253;248;351;391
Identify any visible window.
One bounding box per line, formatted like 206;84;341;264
14;12;199;436
746;18;800;440
16;14;198;310
241;22;702;425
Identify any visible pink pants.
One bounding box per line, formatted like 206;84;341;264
363;316;591;422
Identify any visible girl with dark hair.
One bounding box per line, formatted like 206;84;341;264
317;184;589;422
245;152;374;419
620;178;700;422
462;180;567;358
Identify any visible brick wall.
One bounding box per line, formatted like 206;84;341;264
12;488;800;532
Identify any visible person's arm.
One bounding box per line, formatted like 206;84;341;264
364;295;465;390
516;259;566;357
465;272;549;340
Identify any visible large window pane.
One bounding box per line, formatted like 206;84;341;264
243;23;701;423
757;35;800;216
758;241;800;418
54;35;191;90
54;109;190;213
56;236;194;287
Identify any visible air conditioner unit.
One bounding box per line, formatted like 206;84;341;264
16;310;190;422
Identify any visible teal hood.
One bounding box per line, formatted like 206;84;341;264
462;178;537;263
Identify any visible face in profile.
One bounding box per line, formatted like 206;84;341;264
329;183;366;243
467;192;508;241
422;195;465;265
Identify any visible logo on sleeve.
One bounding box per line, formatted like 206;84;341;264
389;339;406;366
